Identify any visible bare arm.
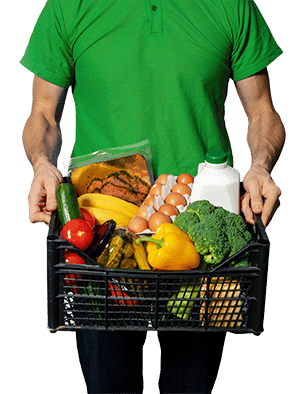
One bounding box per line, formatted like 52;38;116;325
23;76;68;223
235;68;285;226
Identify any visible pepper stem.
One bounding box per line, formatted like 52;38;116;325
136;236;164;249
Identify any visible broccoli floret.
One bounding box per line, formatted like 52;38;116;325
234;258;251;268
186;214;231;267
222;211;254;267
205;207;251;265
173;211;199;235
186;200;215;221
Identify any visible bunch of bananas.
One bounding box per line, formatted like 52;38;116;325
78;193;138;227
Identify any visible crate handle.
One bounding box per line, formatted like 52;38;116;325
253;213;269;245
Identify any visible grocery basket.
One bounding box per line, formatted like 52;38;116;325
47;210;269;335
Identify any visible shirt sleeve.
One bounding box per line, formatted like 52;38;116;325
230;0;283;81
20;0;74;87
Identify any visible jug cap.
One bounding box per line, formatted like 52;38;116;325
205;151;227;164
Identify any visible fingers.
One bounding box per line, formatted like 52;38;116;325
242;167;281;227
241;172;263;225
240;192;254;225
30;207;52;225
260;186;281;226
45;174;61;212
28;164;63;224
28;179;51;224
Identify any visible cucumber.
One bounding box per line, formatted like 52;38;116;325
56;183;82;227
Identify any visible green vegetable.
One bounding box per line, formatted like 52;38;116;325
167;282;202;320
173;200;254;268
83;282;102;319
217;207;254;267
97;244;109;266
185;199;215;220
56;183;82;227
105;235;124;268
172;210;199;234
119;257;137;270
191;215;231;266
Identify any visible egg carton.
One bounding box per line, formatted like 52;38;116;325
134;174;194;236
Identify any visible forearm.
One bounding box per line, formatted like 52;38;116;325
247;108;285;174
23;111;62;171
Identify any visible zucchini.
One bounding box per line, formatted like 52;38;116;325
56;183;82;227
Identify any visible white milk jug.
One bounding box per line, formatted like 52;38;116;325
190;151;240;214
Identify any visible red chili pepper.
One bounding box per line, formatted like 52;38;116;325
108;281;138;307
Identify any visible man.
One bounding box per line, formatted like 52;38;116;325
21;1;285;393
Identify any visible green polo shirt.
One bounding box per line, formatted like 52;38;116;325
20;0;282;177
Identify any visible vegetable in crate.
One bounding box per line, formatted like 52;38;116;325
56;183;82;227
61;219;94;251
93;226;151;306
96;227;151;270
104;234;125;268
167;277;243;326
80;207;96;229
173;200;254;268
167;280;203;320
64;251;85;294
108;281;139;306
133;239;152;270
136;223;200;270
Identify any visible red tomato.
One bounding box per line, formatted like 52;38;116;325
80;208;95;229
61;219;94;250
64;251;86;265
64;251;85;294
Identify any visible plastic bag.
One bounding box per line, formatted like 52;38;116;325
65;140;154;205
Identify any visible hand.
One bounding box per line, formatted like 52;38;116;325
241;165;281;227
28;159;63;224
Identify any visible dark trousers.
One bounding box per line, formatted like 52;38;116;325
76;330;226;394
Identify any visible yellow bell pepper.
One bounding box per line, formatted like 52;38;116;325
136;223;200;270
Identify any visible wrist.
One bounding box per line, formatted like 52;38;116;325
32;155;55;173
249;160;271;174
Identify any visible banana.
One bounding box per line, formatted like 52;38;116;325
81;206;132;227
78;193;138;218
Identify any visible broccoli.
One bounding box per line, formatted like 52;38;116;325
225;212;253;254
185;199;216;220
173;210;199;235
221;209;254;266
190;217;230;266
174;200;254;269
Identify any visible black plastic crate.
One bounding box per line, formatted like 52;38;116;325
47;211;269;335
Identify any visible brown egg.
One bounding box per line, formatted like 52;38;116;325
148;212;172;232
156;174;169;185
136;204;149;220
165;192;187;207
172;183;191;196
143;195;155;208
127;217;149;233
149;183;163;196
177;173;194;185
158;204;179;217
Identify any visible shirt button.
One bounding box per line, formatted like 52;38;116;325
152;5;157;11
